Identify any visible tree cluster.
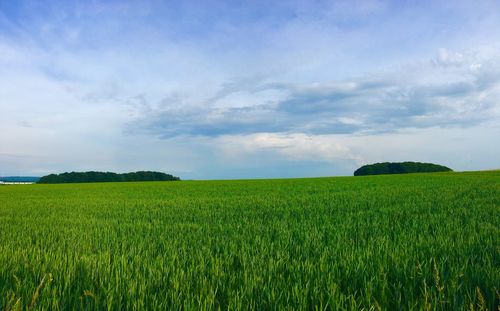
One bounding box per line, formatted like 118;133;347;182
38;171;180;184
354;162;452;176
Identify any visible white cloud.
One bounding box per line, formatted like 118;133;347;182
217;133;359;164
434;48;465;67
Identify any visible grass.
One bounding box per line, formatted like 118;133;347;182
0;171;498;310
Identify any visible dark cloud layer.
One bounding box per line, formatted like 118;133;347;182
128;56;500;138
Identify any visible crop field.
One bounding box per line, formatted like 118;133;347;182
0;171;498;310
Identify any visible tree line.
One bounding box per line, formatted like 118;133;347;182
38;171;180;184
354;162;452;176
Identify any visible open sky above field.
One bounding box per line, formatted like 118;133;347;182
1;0;499;179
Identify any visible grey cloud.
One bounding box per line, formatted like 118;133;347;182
130;104;286;137
127;57;500;138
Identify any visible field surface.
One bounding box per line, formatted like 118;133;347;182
0;171;499;310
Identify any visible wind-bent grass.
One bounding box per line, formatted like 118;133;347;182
0;171;498;310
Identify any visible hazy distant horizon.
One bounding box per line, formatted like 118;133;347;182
1;0;499;179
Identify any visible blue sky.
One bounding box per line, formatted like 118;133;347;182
1;0;499;179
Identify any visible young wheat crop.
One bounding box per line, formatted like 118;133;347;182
0;171;498;309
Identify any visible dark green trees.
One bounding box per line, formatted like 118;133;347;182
354;162;452;176
38;171;180;184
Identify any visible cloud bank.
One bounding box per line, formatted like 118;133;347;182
129;51;500;138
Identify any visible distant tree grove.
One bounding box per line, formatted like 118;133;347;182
38;171;180;184
354;162;452;176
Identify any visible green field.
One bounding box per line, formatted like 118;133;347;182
0;171;498;310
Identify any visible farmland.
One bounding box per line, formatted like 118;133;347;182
0;171;498;310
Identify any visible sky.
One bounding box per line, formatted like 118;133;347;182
1;0;499;179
